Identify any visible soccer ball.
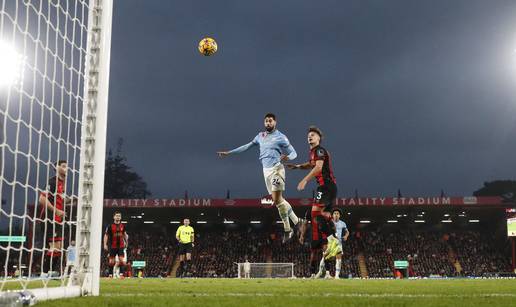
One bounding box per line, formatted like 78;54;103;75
198;37;217;56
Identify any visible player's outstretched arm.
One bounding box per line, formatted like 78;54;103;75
217;151;229;157
285;162;312;170
297;160;324;190
218;136;258;158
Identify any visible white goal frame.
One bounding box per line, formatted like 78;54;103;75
0;0;112;301
236;263;295;279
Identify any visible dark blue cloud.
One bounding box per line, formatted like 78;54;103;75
107;0;516;198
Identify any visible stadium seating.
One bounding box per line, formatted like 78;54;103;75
93;227;512;278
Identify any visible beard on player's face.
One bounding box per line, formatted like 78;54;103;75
264;118;276;132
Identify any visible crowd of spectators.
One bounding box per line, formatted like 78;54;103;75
4;226;509;279
359;230;455;277
100;231;177;277
358;229;511;278
177;229;269;278
449;231;512;276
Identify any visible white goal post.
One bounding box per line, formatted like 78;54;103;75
0;0;112;302
236;263;295;279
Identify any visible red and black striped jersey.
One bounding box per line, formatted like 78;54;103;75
105;223;127;249
309;145;337;186
39;176;65;223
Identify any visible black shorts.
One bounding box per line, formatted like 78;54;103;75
314;183;337;212
178;242;193;255
42;221;64;243
109;248;126;258
310;238;328;250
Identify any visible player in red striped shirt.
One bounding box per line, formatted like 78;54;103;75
103;212;128;278
286;126;338;277
39;160;77;275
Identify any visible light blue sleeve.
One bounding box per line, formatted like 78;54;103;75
280;135;297;160
228;135;258;155
342;221;348;230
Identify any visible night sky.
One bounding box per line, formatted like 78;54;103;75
106;0;516;198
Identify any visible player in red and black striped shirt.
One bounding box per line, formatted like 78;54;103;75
286;126;338;276
103;211;128;277
39;160;77;274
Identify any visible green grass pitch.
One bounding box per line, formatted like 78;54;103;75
26;278;516;306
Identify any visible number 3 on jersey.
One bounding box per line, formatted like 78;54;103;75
316;192;322;200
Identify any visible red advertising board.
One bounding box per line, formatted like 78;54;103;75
104;196;508;208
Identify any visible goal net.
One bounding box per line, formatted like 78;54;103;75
236;263;295;279
0;0;112;302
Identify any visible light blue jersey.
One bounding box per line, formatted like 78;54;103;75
228;130;297;168
335;220;348;243
67;245;76;263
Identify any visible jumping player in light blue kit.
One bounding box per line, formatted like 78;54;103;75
217;113;303;243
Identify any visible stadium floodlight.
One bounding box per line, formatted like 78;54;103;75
442;220;453;223
469;219;480;223
276;221;284;224
143;221;154;224
387;220;398;223
170;221;180;224
444;214;450;217
250;221;262;224
360;220;371;224
121;221;128;224
223;220;234;224
197;221;207;224
0;0;113;302
414;220;425;223
0;41;24;86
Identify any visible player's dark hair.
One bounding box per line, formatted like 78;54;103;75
264;113;276;120
308;126;323;140
56;160;67;167
332;208;342;216
113;211;121;216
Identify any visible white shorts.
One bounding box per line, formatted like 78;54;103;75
263;163;286;194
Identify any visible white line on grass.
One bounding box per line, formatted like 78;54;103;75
102;293;516;298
